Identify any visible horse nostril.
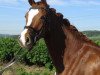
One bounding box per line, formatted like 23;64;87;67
26;37;31;45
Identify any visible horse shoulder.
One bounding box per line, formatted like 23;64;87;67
83;46;100;75
71;44;100;75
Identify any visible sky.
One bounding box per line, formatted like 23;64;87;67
0;0;100;34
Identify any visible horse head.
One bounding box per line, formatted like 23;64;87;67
19;0;50;50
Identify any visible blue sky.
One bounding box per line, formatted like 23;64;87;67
0;0;100;34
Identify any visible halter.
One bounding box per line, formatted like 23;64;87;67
24;6;50;43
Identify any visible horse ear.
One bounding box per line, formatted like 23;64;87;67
41;0;47;4
28;0;35;6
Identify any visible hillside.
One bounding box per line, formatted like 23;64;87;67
82;30;100;41
0;34;11;37
82;30;100;37
0;34;18;38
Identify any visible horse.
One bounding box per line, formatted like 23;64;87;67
18;0;100;75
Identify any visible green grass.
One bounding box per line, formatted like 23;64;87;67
89;36;100;41
1;63;55;75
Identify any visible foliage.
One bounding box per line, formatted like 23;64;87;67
0;38;20;62
0;37;53;69
24;39;52;67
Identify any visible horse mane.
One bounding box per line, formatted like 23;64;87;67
50;8;97;46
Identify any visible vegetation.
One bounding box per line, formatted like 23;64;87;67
0;37;54;75
2;63;55;75
0;38;53;69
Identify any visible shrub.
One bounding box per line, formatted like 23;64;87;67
45;62;53;70
25;39;52;66
0;38;53;68
0;38;20;62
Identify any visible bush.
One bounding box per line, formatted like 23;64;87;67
25;39;52;66
0;38;20;62
0;37;53;68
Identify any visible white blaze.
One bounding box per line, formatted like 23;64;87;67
20;9;39;46
27;9;39;26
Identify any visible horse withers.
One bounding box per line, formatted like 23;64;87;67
19;0;100;75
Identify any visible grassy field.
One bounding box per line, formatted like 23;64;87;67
1;62;55;75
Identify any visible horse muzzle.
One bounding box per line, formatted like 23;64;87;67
18;36;33;51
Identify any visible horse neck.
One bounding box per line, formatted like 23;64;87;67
44;20;84;73
44;23;84;56
62;25;84;56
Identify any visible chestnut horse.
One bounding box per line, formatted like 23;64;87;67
19;0;100;75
